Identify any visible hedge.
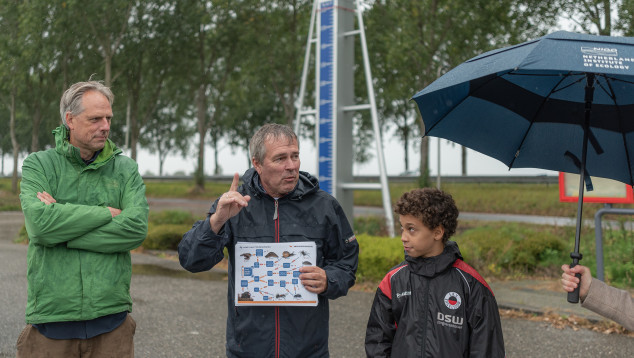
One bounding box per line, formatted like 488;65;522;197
142;223;193;251
356;234;404;282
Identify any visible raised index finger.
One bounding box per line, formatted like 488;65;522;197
229;172;240;192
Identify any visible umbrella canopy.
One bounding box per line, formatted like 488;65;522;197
413;31;634;186
412;31;634;303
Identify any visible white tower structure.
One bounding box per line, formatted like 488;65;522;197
295;0;395;237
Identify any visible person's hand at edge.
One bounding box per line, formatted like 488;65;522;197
108;207;122;217
37;191;57;205
299;266;328;294
561;264;592;301
209;173;251;234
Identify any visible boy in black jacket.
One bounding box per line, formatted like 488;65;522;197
365;188;505;357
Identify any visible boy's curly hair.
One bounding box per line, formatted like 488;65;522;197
394;188;459;243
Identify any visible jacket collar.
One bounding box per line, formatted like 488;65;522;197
241;167;319;200
405;241;463;277
53;125;121;167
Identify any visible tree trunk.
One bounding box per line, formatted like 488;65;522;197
31;105;41;153
105;55;112;86
403;134;409;172
195;84;207;191
125;97;131;152
417;116;430;187
601;0;611;35
130;115;139;161
211;131;220;175
246;139;251;168
158;149;165;177
10;92;19;193
419;136;430;187
126;66;142;161
63;52;69;90
157;130;166;177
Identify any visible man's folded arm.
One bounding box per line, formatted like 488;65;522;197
66;170;149;253
20;156;112;246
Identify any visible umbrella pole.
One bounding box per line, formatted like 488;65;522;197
568;154;586;303
568;73;595;303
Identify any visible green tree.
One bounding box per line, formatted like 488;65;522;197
559;0;614;35
618;0;634;35
239;1;375;168
49;1;88;89
218;1;308;167
0;0;25;192
223;67;281;167
240;0;312;127
169;0;241;190
139;100;194;176
19;1;63;153
117;0;182;160
75;0;134;85
365;0;559;186
0;113;8;175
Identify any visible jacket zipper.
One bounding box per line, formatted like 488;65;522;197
274;199;280;358
420;275;429;357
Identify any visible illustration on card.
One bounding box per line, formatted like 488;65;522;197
235;242;318;306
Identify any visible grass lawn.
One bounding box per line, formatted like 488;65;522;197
3;177;632;218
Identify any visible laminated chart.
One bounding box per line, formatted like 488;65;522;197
235;242;318;306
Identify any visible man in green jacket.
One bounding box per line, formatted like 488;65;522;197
16;81;148;357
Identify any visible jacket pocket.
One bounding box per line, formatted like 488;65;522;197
16;325;32;348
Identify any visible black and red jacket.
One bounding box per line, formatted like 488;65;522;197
179;168;359;358
365;241;505;357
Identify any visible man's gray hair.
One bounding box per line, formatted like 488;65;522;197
250;123;298;164
60;81;114;128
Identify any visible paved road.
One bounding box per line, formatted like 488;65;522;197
2;212;633;357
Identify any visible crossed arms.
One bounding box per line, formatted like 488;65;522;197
19;155;148;254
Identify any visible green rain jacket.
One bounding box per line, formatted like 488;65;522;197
19;126;148;324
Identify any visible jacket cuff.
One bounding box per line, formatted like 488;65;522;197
581;277;601;305
321;267;345;299
201;216;225;240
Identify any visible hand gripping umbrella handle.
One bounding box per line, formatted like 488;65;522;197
567;258;582;303
567;274;582;303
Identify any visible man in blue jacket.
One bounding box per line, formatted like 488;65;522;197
179;123;359;358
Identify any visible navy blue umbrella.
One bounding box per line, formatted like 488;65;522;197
412;31;634;303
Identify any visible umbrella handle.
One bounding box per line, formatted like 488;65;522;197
567;259;582;303
567;273;582;303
